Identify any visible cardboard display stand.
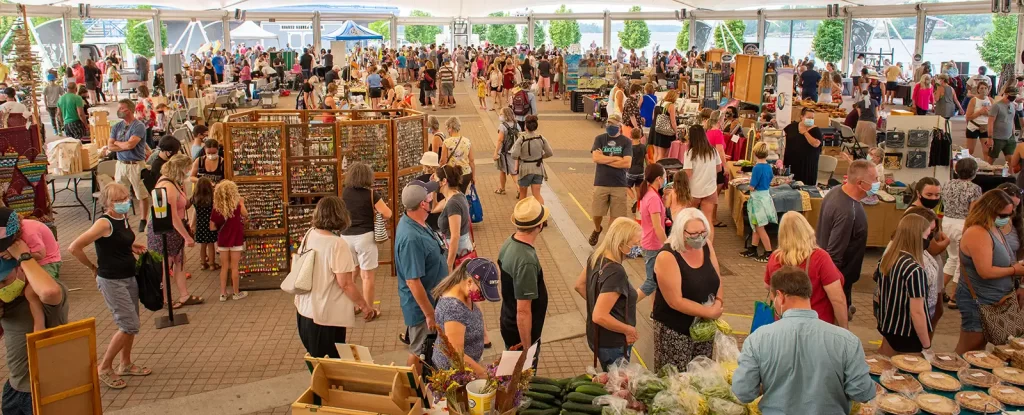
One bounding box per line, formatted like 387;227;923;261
26;318;102;415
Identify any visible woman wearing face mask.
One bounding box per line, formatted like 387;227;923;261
875;214;934;356
910;177;951;257
782;107;823;186
996;183;1024;261
652;208;723;369
904;207;946;334
493;107;519;195
573;217;642;370
189;139;225;184
637;164;667;302
435;165;473;271
955;190;1024;353
68;184;152;389
430;259;501;376
940;158;982;309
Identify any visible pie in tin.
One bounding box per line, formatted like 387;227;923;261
877;393;919;415
875;381;885;396
866;354;894;375
917;371;961;392
959;368;1001;388
993;344;1020;361
988;384;1024;407
914;393;959;415
892;354;931;373
963;350;1007;369
955;391;1003;413
993;366;1024;386
880;373;923;394
929;352;969;372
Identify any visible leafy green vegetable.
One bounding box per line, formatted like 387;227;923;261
689;318;718;342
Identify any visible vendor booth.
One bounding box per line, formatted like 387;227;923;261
323;20;384;65
229;21;279;46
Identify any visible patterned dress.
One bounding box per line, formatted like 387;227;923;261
193;203;218;244
147;179;188;266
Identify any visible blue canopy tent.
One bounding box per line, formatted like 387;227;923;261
322;20;383;65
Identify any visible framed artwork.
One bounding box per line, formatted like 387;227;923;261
689;85;698;99
691;68;706;83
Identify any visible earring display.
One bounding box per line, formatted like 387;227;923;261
287;205;315;253
262;114;302;124
230;125;284;177
240;235;289;275
289;163;337;195
395;173;417;213
340;123;390;173
238;182;285;230
286;124;308;157
307;124;336;157
396;118;424;171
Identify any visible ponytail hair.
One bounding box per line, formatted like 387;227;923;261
431;261;473;299
638;163;665;201
438;164;464;190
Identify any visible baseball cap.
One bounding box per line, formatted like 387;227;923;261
401;180;440;210
0;208;19;253
465;258;500;302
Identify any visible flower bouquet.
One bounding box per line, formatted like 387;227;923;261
426;332;475;414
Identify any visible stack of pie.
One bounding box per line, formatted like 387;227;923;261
880;373;923;394
1010;337;1024;351
914;393;959;415
989;385;1024;408
993;344;1020;361
955;391;1003;413
929;352;969;372
866;354;894;375
877;393;919;415
959;368;1001;388
917;371;961;392
963;350;1007;369
993;366;1024;386
892;354;931;373
874;381;885;396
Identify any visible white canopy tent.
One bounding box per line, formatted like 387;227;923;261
229;21;277;41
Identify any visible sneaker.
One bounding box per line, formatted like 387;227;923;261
740;247;758;258
138;219;147;233
219;294;228;302
754;254;770;263
947;298;958;309
232;291;249;300
588;229;602;246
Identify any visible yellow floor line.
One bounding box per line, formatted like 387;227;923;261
869;340;882;345
632;348;647;369
568;192;592;221
724;312;753;318
733;331;749;335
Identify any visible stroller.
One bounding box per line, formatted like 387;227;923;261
257;78;281;109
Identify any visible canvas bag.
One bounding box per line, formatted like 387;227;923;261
907;129;930;147
372;191;389;243
654;102;675;136
885;130;906;149
281;229;316;294
960;237;1024;345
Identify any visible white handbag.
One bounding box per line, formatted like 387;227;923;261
280;229;316;294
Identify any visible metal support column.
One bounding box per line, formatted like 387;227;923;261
1016;7;1024;75
389;14;398;49
688;15;696;51
913;5;926;58
603;11;611;52
841;11;853;73
222;16;231;51
151;10;163;57
312;12;321;55
756;11;766;53
528;14;536;49
61;12;74;66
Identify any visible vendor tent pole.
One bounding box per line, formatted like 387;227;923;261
884;19;913;58
61;12;73;66
788;20;794;56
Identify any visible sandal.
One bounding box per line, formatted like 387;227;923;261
713;222;727;228
99;370;127;389
398;332;410;345
177;296;204;307
589;229;602;247
364;308;381;322
494;189;506;195
201;262;210;270
211;263;222;271
116;363;152;377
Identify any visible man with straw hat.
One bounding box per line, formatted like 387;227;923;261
498;197;550;370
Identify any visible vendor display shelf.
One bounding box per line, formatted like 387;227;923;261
340;120;391;174
239;234;289;275
289;161;338;195
237;181;286;231
287;205;316;253
226;123;285;177
287;123;338;159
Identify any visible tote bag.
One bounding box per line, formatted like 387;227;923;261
371;191;389;243
468;184;484;223
752;255;811;333
281;229;316;295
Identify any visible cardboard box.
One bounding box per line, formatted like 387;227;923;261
292;355;425;415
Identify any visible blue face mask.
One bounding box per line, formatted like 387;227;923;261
866;181;880;196
113;201;131;214
996;217;1011;228
803;119;814;127
606;126;621;136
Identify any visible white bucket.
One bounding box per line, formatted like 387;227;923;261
466;379;495;415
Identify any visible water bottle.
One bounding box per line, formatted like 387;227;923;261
1003;162;1010;178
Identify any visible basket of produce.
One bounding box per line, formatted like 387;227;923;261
993;366;1024;386
893;354;932;374
918;371;961;393
955;391;1003;413
866;354;895;376
878;393;919;415
880;370;923;394
988;384;1024;408
963;351;1006;370
914;393;959;415
958;368;1001;389
929;352;969;372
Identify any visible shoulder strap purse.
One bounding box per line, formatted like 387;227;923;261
281;228;316;294
959;233;1024;345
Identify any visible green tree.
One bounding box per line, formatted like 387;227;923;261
811;19;843;64
618;6;650;50
404;10;442;45
548;5;581;48
713;20;746;54
520;21;546;46
676;20;689;51
472;24;488;42
367;20;390;42
978;14;1017;70
487;12;517;47
126;5;168;58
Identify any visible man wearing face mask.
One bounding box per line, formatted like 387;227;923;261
817;160;876;319
782;107;823;186
589;115;633;246
732;266;875;415
108;99;151;232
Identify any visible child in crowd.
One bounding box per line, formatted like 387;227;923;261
627;127;646;215
191;177;219;271
153;103;168;137
477;76;488;110
210;180;248;302
741;142;777;262
868;147;886;184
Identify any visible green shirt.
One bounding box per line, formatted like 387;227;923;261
56;93;84;124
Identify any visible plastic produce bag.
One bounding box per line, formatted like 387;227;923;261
690;295;729;342
712;332;740;363
630;369;669;405
650;387;703;415
594;395;641;415
605;359;646;396
687;357;738;403
707;396;747;415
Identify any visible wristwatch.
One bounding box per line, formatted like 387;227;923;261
16;253;31;263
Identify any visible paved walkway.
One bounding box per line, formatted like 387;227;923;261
28;80;977;414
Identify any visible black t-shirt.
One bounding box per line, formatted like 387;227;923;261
591;133;632;187
324;53;334;68
300;53;313;70
521;62;534;80
585;257;636;349
341;186;382;236
629;143;646;175
800;70;822;98
538;60;551;78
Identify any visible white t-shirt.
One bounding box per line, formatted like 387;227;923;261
852;59;864;76
293;229;357;327
685;148;721;199
0;101;28;117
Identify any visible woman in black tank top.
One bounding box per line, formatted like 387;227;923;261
651;208;723;370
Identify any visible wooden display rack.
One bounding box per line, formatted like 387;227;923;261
293;355;425;415
223;109;426;289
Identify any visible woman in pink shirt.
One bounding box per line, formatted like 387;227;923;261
240;61;252;101
638;163;667;301
703;110;728;228
912;74;935;115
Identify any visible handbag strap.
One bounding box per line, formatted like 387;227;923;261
369;188;377;214
297;228;315;254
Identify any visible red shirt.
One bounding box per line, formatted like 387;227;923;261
764;248;844;324
210;204;244;248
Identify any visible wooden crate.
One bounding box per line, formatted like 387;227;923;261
291;355;425;415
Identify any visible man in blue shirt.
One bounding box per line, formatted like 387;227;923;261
732;266;875;415
395;180;448;374
212;51;225;83
108;99;151;231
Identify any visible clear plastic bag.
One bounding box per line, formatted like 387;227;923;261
689;295;720;342
712;332;740;384
593;395;632;415
686;356;737;403
879;369;923;397
605;359;646;396
629;367;669;405
707;396;748;415
650;386;703;415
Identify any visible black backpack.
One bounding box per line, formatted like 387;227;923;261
136;251;165;312
501;122;519;153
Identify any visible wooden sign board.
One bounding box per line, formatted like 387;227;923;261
733;54;767;104
26;318;101;415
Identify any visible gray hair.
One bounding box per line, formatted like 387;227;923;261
445;116;462;133
428;115;440;131
666;208;710;251
344;162;374;189
847;159;876;183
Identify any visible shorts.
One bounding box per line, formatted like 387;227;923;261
852;76;861;87
941;217;965;283
955;282;983;332
591;186;628;219
490;86;501;93
988;138;1016;159
440;83;455;97
2;381;31;415
886;81;898;90
626;173;645;188
537;77;551;89
425;90;437;98
114;161;150;201
342;232;379;270
407;322;434;356
881;331;924;353
96;277;141;335
217;244;245;252
40;262;61;280
692;193;718;208
369;87;382;98
519;174;544;187
966;128;988;139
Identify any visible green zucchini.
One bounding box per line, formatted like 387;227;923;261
554;378;571;388
574;385;609;396
561;401;603;414
566;392;600;404
529;400;555;410
560;411;590;415
528;383;563;395
531;376;562;386
521;409;559;415
525;391;557;403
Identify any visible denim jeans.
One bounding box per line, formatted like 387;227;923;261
641;249;660;296
2;381;32;415
597;346;632;371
